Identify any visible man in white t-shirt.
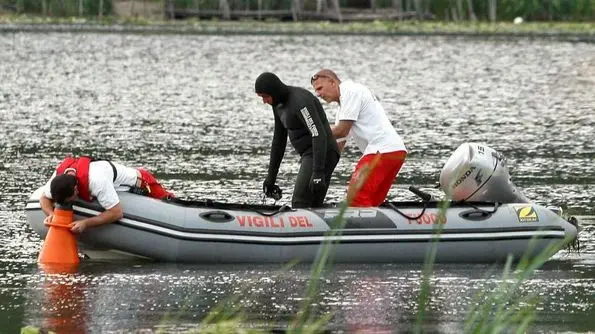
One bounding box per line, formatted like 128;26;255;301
40;156;175;233
311;69;408;207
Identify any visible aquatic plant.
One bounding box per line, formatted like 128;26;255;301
20;325;56;334
159;160;577;333
288;154;384;332
414;198;449;332
463;235;576;333
415;165;578;333
185;154;577;333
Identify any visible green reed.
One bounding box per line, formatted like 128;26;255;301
20;325;56;334
463;234;575;333
414;198;450;333
417;168;577;333
137;162;579;333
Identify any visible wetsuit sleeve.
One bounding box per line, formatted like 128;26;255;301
268;111;287;182
297;103;327;173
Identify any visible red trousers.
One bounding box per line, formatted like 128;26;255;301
349;150;407;207
136;168;175;199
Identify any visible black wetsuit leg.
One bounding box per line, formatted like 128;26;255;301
292;153;313;209
292;150;340;208
314;150;340;207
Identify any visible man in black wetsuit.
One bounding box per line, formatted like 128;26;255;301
255;72;340;208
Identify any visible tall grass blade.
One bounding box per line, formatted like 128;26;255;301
289;154;383;332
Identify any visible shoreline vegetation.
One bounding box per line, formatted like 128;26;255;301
1;15;594;40
1;0;594;38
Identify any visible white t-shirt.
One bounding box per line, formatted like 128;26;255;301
42;161;138;210
337;80;407;156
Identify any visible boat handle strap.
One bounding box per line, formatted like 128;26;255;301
200;211;235;223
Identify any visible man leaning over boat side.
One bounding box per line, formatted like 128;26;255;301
255;72;340;208
39;156;175;233
311;69;408;207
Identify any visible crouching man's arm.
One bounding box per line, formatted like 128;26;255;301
70;179;124;233
40;194;57;226
40;195;55;217
69;203;123;233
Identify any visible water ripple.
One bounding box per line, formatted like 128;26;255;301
0;32;593;333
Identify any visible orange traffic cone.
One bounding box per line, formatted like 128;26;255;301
38;205;80;267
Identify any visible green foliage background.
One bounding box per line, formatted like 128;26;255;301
1;0;594;21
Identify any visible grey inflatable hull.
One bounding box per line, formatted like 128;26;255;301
25;187;578;263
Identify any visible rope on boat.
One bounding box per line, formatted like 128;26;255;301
384;185;501;220
252;204;295;217
457;201;501;214
383;201;430;220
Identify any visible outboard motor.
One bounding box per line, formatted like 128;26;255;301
439;143;528;203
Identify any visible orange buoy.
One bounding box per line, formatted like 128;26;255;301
38;204;80;267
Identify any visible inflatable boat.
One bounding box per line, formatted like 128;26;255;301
25;143;579;263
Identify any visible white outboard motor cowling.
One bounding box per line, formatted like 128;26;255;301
439;143;528;203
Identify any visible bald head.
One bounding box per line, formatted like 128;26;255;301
311;69;341;103
311;69;341;84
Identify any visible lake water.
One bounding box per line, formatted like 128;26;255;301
0;31;593;333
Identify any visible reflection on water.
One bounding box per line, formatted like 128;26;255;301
1;217;592;333
0;32;594;332
6;253;594;333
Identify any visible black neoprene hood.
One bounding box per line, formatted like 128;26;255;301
254;72;289;105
